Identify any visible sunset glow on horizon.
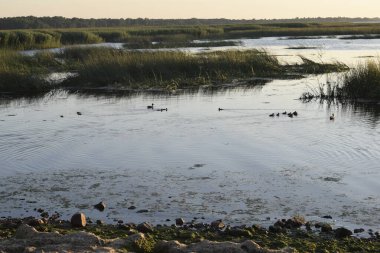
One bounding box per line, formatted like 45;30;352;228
0;0;379;19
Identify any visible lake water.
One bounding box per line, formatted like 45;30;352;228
2;37;380;233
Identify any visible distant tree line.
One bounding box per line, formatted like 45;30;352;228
1;16;380;30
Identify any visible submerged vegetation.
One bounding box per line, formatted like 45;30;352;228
123;40;240;49
0;47;348;93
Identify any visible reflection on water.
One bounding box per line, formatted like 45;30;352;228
0;75;379;231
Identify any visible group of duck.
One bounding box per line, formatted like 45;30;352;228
148;104;335;120
147;103;167;112
269;111;298;118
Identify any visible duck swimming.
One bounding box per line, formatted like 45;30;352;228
282;111;287;115
269;113;275;117
293;111;298;116
147;103;154;109
288;113;293;118
218;108;224;111
330;113;335;120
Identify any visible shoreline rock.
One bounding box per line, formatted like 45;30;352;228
0;215;378;253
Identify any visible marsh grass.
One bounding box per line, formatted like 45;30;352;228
0;46;349;93
58;47;347;90
60;48;282;89
342;60;380;99
0;50;61;92
3;22;380;50
301;60;380;101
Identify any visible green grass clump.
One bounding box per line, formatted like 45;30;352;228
59;31;103;45
342;60;380;99
301;60;380;101
297;56;348;74
0;31;61;49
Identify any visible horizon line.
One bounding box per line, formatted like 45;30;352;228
1;15;380;20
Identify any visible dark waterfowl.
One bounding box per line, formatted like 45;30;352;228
218;108;224;111
276;113;280;117
160;108;168;112
60;115;64;118
147;103;154;109
288;113;293;118
293;111;298;116
282;111;287;115
269;113;275;117
330;113;335;120
77;112;82;116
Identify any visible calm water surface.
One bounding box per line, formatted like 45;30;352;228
0;74;379;231
7;38;380;231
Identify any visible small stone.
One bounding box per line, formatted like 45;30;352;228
211;220;225;230
136;222;154;233
194;223;207;229
37;208;44;213
335;227;353;238
40;212;49;218
305;222;312;231
322;215;333;219
321;223;333;233
128;206;137;210
70;212;86;228
118;220;124;224
137;209;149;213
354;228;365;233
96;220;104;225
269;225;286;233
226;227;253;237
27;218;44;227
94;201;106;211
285;216;305;229
274;220;286;228
175;218;185;226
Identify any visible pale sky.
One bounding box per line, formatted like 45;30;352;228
0;0;379;19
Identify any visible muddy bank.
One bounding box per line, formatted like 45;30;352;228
1;215;379;253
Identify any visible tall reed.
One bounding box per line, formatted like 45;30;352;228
343;60;380;99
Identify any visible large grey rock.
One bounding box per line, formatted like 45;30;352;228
155;239;297;253
0;224;112;253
